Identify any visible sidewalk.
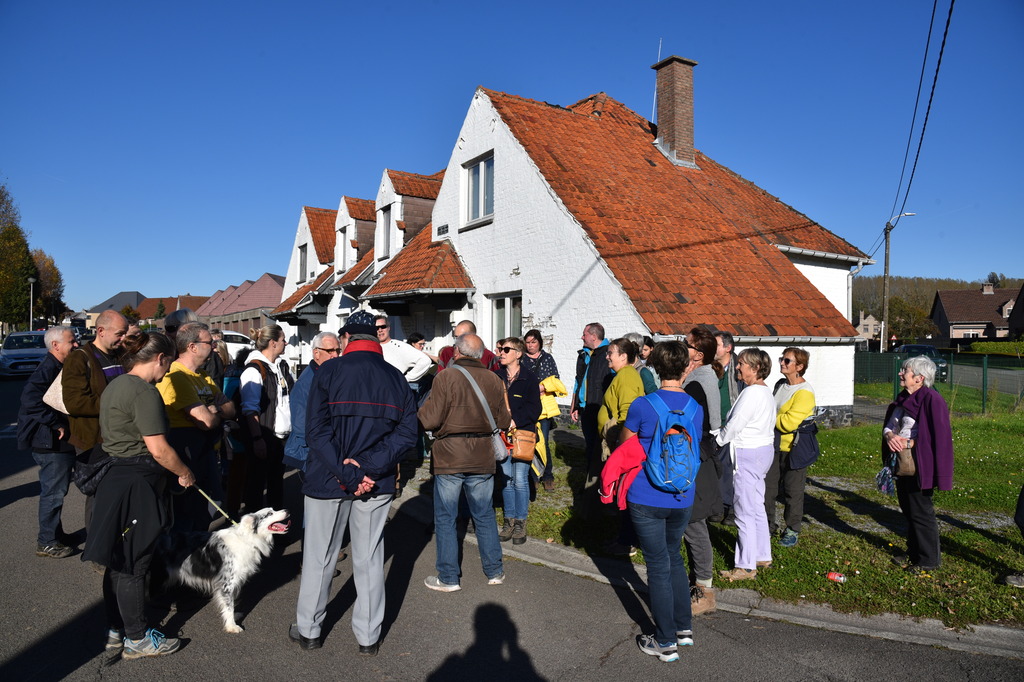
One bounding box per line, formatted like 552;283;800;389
393;465;1024;661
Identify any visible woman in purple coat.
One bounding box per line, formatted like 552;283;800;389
882;355;954;572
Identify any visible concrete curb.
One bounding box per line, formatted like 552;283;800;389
391;488;1024;660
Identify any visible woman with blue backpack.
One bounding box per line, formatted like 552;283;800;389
617;340;704;662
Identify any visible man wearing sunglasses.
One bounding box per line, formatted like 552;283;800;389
374;314;432;385
284;331;341;472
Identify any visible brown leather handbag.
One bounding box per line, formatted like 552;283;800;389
510;429;537;463
895;447;916;477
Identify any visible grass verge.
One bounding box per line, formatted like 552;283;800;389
523;415;1024;628
856;382;1021;415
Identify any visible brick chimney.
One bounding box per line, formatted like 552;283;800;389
652;55;698;168
982;282;994;294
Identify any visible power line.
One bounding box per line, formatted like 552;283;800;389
886;0;956;232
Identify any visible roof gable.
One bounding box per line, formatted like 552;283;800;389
303;206;337;265
482;88;863;337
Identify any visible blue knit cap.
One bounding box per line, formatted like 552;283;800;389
339;310;377;337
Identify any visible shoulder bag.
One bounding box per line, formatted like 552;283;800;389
451;364;509;462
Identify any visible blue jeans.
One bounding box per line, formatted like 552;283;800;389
33;451;75;545
629;501;693;645
433;473;503;584
500;458;530;519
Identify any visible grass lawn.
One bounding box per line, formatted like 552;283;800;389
524;414;1024;629
856;382;1022;415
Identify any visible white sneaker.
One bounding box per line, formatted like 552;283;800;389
424;575;461;592
487;573;505;585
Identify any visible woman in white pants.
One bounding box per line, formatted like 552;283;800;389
716;348;776;581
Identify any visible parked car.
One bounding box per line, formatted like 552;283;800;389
220;330;254;362
0;331;48;378
893;344;949;382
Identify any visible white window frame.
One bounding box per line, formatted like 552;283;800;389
462;153;494;230
491;292;522;342
378;205;392;260
297;244;308;283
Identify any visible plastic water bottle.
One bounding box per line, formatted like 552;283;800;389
826;571;846;583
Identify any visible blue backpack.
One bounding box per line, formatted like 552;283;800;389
642;392;701;494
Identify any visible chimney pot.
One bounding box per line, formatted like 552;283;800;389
652;56;698;168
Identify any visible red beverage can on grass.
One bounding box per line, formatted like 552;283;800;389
827;572;846;583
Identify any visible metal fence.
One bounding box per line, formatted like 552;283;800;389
854;351;1024;414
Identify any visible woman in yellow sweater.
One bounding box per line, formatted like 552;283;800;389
765;347;816;548
597;338;645;454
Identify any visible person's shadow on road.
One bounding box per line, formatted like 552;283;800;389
426;603;545;681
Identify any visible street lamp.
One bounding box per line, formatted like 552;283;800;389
881;212;915;351
27;276;36;331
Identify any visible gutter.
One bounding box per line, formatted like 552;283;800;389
653;334;861;345
362;287;473;301
775;244;874;265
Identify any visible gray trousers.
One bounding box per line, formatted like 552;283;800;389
296;494;392;646
683;518;714;583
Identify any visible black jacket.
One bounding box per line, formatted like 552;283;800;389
497;365;541;434
16;353;73;453
573;343;611;411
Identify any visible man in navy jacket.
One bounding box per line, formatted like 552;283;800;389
290;311;417;656
16;326;79;558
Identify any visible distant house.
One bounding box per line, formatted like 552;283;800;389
135;295;210;328
86;291;145;329
855;311;881;340
930;283;1019;340
196;273;285;335
280;56;872;423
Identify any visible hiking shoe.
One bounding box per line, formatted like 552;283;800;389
512;518;527;546
891;553;911;567
756;560;773;568
719;567;757;582
1004;574;1024;588
637;634;678;662
36;542;73;559
487;573;505;585
122;629;180;659
105;628;124;651
498;518;514;542
779;528;799;547
676;629;694;646
542;479;555;492
690;585;716;615
424;576;461;592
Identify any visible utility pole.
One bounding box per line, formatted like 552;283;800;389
880;212;915;352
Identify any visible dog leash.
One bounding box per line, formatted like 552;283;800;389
193;485;238;527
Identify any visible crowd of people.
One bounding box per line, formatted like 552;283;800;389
13;310;1009;665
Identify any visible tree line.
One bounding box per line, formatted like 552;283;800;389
0;182;67;331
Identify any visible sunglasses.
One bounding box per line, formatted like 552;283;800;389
316;347;341;354
498;346;518;354
375;325;389;330
779;357;793;365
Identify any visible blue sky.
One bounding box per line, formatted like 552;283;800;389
2;1;1021;312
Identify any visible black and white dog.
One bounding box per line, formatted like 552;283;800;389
153;507;290;633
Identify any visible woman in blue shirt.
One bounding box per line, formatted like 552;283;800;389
620;340;703;663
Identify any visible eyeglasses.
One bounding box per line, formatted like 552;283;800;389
194;340;214;346
498;346;517;354
316;347;341;355
375;325;389;330
779;357;793;365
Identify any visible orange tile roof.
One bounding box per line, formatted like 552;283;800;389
344;196;376;222
304;206;337;265
387;169;445;200
272;267;335;314
364;224;472;299
483;88;863;338
134;296;208;319
337;248;375;286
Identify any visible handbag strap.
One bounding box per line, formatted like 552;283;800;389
451;364;499;434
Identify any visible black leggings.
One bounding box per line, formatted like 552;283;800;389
103;553;154;640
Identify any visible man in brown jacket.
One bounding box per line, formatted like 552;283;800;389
62;309;128;529
419;333;510;592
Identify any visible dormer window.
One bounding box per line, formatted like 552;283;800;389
378;205;392;259
298;244;307;283
464;153;494;228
